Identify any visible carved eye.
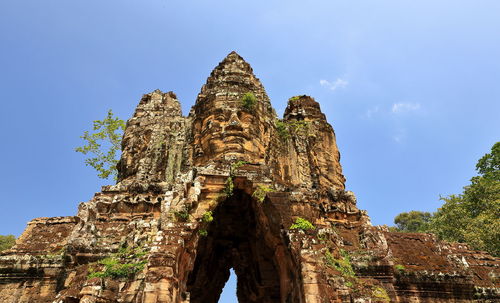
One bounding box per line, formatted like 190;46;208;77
203;118;212;129
238;111;253;123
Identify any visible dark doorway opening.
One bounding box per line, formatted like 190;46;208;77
186;189;284;303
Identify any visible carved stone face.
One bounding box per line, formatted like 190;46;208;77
193;102;269;165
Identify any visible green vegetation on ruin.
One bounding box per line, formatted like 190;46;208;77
275;119;290;141
394;264;406;273
290;217;315;231
174;210;190;222
372;286;390;302
324;249;356;279
241;92;257;111
87;246;147;280
198;229;208;237
224;176;234;197
202;211;214;223
223;160;248;197
252;185;274;203
274;119;310;141
231;160;247;172
287;120;310;133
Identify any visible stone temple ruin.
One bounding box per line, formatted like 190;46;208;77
0;52;498;303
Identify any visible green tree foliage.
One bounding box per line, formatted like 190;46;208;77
391;142;500;256
75;110;125;180
431;142;500;256
476;142;500;179
394;211;432;232
0;235;16;251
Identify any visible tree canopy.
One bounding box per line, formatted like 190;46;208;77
393;211;432;232
392;142;500;256
75;110;125;180
0;235;16;252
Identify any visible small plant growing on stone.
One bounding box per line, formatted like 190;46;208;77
394;264;406;273
174;210;190;222
324;250;336;267
87;247;147;280
231;160;247;172
372;286;390;302
252;185;274;203
241;92;257;111
275;119;290;141
198;229;208;237
289;96;300;102
222;161;247;198
317;232;328;242
202;211;214;223
288;120;309;133
290;217;315;231
224;176;234;196
325;249;356;279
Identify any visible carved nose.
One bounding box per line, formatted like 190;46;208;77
225;113;243;131
229;112;241;126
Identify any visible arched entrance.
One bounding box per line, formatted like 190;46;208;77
186;188;300;303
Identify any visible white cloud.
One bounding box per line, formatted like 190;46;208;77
320;78;349;91
391;102;421;113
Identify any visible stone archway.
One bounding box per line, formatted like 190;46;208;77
186;188;300;303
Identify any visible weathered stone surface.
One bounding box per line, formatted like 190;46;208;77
1;52;498;302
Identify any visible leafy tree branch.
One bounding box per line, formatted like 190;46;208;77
75;109;125;180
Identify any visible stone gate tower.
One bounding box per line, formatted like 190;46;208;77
0;52;498;303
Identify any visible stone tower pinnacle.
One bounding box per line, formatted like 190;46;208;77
194;51;272;113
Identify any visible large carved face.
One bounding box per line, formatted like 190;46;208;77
193;101;270;165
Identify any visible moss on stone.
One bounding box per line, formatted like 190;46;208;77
252;185;274;203
372;286;390;302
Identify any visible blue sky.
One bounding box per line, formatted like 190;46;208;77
1;1;499;301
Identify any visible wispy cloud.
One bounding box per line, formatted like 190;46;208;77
320;78;349;91
391;102;421;113
362;106;380;119
393;128;407;143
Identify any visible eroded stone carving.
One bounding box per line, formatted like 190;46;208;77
0;52;498;303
